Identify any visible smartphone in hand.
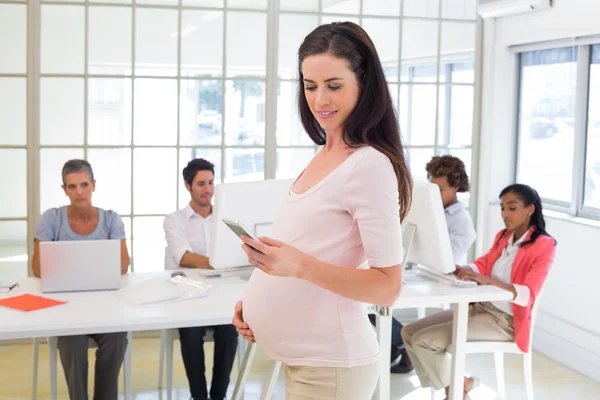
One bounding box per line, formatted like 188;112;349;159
222;218;263;254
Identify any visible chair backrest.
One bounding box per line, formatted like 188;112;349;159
527;277;548;352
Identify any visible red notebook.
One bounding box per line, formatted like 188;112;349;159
0;294;66;312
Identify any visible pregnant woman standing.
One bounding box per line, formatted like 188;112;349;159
232;22;412;399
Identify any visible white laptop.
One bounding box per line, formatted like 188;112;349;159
40;240;121;293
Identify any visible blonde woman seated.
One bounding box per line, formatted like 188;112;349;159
401;184;556;399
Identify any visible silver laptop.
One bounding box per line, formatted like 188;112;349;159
40;240;121;293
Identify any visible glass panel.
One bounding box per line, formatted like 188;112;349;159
133;79;177;145
438;85;473;146
178;148;222;209
517;47;577;203
0;221;28;279
0;78;26;145
277;80;312;146
441;0;477;20
224;80;266;145
88;6;132;75
40;78;84;145
180;79;223;146
278;14;319;80
584;44;600;209
181;10;223;77
0;5;26;74
363;0;400;16
88;78;132;146
183;0;222;6
228;0;266;9
404;0;439;18
450;60;474;84
322;0;359;14
399;84;409;140
362;18;400;83
281;0;318;12
137;0;177;5
135;9;178;77
0;150;27;218
40;148;85;213
226;12;267;78
402;21;438;81
90;0;131;5
132;217;167;273
87;148;132;214
401;84;437;146
276;148;314;180
224;148;264;182
440;22;475;82
133;148;177;214
409;148;435;180
320;15;359;25
41;5;85;74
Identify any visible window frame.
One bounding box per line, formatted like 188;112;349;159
515;44;600;220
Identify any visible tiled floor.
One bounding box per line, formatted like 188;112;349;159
0;337;598;399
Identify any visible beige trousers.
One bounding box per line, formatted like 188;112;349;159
401;302;515;390
284;362;379;400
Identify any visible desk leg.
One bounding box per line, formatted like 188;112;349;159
232;341;257;400
375;312;392;400
449;303;469;400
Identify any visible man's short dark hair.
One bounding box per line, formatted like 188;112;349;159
182;158;215;186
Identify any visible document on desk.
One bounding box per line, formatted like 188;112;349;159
119;276;211;305
0;294;66;312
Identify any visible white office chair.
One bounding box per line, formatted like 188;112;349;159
443;288;545;400
157;328;247;400
32;332;133;400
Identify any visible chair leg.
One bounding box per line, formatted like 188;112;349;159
523;352;534;400
48;337;58;400
166;333;174;400
417;307;426;319
260;361;282;400
232;341;258;400
124;332;132;400
158;330;165;389
494;352;506;399
32;338;40;400
430;387;436;400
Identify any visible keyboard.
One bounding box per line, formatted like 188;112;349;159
414;265;478;288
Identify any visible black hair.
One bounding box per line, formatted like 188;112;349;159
182;158;215;186
498;184;556;247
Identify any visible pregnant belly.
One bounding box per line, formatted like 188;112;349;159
242;270;335;358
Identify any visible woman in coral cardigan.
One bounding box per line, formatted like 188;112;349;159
401;183;556;400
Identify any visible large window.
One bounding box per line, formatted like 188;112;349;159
0;2;28;278
5;0;479;275
517;44;600;218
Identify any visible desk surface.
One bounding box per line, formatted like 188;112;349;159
0;271;248;340
393;273;514;308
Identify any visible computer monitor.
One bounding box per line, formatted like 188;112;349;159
210;178;294;269
402;180;455;274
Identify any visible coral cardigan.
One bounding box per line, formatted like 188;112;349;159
472;228;555;352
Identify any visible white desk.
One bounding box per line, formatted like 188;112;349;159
375;275;513;400
0;271;247;340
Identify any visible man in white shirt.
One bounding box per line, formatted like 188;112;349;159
163;158;238;400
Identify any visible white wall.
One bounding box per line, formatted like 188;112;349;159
478;0;600;382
